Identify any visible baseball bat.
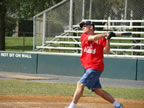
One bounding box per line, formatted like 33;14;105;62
115;32;132;36
107;32;132;40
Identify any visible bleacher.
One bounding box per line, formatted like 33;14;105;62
35;19;144;58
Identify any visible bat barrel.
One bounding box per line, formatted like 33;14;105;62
116;32;132;36
121;33;132;35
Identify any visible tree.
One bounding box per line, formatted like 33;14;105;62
0;0;7;50
0;0;62;50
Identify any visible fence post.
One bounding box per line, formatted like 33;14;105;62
33;16;36;50
124;0;128;20
69;0;73;30
82;0;85;20
22;33;25;51
42;13;46;46
89;0;92;19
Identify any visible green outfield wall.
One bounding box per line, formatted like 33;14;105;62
137;59;144;80
0;51;143;80
0;51;37;74
102;58;137;80
37;54;83;76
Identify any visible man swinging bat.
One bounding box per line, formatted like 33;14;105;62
67;21;124;108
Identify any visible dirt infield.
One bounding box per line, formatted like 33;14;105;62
0;95;144;108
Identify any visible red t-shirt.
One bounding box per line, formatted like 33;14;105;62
80;32;106;71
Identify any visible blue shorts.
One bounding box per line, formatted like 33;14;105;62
79;69;102;91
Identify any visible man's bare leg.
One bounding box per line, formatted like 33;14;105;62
73;81;85;104
94;88;115;103
94;88;123;107
68;81;85;108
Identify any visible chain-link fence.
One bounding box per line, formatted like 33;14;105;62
33;0;70;49
33;0;144;50
84;0;144;20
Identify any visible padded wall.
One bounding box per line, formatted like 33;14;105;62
0;51;143;80
37;54;83;76
0;52;37;74
103;58;137;80
137;59;144;80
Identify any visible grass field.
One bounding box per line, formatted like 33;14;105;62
0;80;144;100
6;37;33;51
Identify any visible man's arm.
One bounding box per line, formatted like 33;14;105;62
103;40;110;54
87;33;111;54
88;33;108;41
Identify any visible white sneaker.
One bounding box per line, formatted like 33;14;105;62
115;104;124;108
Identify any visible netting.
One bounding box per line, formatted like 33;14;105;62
84;0;144;20
34;0;70;49
33;0;144;49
